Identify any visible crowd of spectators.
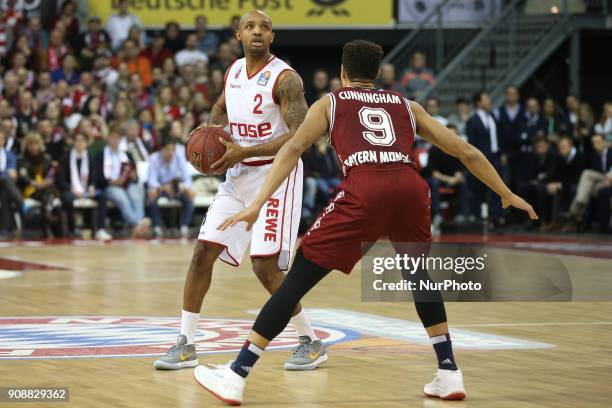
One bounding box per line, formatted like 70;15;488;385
305;50;611;235
411;87;612;235
0;1;610;239
0;0;243;239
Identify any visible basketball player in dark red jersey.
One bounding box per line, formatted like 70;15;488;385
194;40;537;405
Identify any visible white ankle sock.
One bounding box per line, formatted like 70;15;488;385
289;309;318;341
180;310;200;344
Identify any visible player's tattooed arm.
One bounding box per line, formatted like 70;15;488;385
410;101;537;220
207;91;228;127
244;70;308;158
278;70;309;132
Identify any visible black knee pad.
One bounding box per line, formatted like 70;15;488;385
402;268;447;328
252;249;330;340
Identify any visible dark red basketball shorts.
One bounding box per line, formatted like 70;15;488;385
300;164;432;274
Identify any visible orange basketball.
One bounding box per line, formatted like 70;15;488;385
186;126;233;175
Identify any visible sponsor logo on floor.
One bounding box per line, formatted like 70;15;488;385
0;316;360;359
248;309;556;350
0;309;554;359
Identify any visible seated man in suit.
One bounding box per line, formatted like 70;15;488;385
466;91;502;225
517;133;559;230
561;133;612;232
524;98;547;141
545;136;586;227
425;124;470;233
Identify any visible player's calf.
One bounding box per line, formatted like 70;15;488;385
250;255;328;371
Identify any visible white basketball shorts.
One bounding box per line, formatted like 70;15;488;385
198;160;303;271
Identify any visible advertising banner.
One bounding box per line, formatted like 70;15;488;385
398;0;501;25
88;0;394;29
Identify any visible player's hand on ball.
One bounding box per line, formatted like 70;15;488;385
217;204;260;231
211;138;248;174
188;123;223;143
502;193;538;220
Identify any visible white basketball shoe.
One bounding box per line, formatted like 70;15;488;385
194;362;245;406
423;369;466;400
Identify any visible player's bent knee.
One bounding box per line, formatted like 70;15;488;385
251;257;282;289
189;242;222;274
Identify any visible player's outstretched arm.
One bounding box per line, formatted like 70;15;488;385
409;101;538;219
210;70;308;173
217;96;330;231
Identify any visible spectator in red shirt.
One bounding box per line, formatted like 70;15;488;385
43;28;69;71
93;50;119;92
1;0;25;34
140;30;173;68
51;0;80;42
7;50;34;88
129;73;151;110
153;85;180;131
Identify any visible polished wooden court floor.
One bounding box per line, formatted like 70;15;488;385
0;237;611;407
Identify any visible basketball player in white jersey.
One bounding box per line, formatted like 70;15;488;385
153;10;327;371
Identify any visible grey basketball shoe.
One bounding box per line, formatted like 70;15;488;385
283;336;328;371
153;335;198;370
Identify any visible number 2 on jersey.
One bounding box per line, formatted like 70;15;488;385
253;94;263;115
359;107;396;146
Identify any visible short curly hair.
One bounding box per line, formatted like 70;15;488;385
342;40;384;82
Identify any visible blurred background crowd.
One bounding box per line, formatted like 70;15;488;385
0;0;610;240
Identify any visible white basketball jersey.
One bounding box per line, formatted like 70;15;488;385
224;55;296;163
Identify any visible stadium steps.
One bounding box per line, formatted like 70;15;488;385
386;0;608;113
418;0;569;111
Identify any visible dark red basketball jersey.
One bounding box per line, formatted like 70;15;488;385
299;86;430;274
328;87;416;177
